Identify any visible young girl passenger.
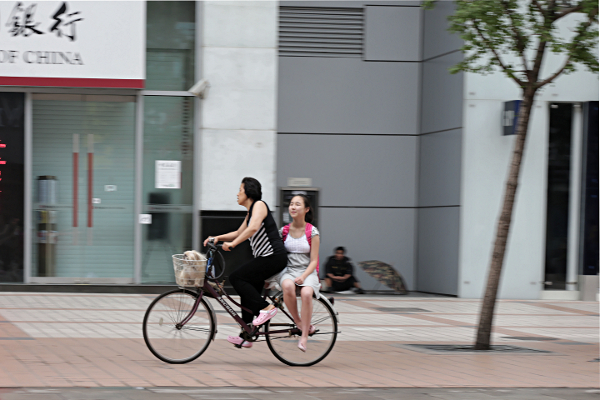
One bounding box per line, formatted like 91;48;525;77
278;195;321;352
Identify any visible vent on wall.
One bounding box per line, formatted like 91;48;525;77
279;7;364;58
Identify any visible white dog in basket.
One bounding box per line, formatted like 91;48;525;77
177;250;206;287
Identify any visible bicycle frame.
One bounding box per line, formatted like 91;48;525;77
144;244;339;367
177;247;302;340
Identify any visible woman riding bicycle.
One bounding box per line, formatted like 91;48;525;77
203;177;287;348
277;194;321;352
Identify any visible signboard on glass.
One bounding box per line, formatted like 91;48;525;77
0;1;145;88
155;160;181;189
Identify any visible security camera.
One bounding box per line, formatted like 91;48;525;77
188;79;210;98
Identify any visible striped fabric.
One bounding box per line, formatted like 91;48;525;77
249;223;275;258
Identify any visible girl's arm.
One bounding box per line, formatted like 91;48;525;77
296;234;320;284
203;215;248;246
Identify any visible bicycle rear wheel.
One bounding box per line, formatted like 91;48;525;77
143;288;215;364
265;294;338;367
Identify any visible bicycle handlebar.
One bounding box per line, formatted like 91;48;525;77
206;241;223;251
205;241;225;280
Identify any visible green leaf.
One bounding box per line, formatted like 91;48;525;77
423;0;599;86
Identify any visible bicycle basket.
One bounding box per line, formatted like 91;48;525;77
172;254;207;287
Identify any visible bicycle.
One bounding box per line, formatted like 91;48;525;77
142;241;339;367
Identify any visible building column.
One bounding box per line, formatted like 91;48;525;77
200;1;279;211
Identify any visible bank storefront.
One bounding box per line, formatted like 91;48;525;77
0;1;198;285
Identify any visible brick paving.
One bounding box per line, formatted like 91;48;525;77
0;292;597;389
0;387;599;400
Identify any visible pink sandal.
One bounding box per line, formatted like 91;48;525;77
227;336;252;348
252;308;278;326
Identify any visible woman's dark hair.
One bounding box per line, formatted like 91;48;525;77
241;177;262;201
291;194;313;223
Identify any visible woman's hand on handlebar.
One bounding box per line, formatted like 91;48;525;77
203;236;218;247
222;242;234;252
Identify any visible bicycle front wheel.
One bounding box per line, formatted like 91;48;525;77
143;288;215;364
265;294;338;367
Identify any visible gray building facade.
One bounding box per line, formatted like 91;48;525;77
276;1;462;294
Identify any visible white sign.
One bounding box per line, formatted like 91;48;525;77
155;160;181;189
139;214;152;225
0;1;145;88
287;177;313;187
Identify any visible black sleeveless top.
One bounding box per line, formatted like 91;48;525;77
247;200;286;257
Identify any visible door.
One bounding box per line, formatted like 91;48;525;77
31;94;136;282
544;102;599;291
141;96;194;283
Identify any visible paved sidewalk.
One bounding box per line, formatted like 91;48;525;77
0;292;597;388
1;387;599;400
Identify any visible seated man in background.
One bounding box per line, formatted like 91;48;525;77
323;247;364;294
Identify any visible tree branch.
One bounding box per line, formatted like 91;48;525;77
472;23;526;86
536;5;597;87
531;0;546;16
530;31;548;82
501;0;530;72
536;56;571;87
554;5;583;20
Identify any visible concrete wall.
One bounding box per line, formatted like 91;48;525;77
277;1;422;290
200;1;278;211
458;13;599;299
416;2;463;295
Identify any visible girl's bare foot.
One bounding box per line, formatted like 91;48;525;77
298;337;308;352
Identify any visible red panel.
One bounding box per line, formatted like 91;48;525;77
73;152;78;228
87;153;93;228
0;77;144;89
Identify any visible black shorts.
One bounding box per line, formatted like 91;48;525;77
330;276;358;292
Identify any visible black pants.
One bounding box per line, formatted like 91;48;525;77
229;252;287;323
331;276;359;292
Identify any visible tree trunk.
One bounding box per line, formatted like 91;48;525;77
474;86;537;350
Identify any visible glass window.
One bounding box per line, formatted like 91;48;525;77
581;102;599;276
146;1;196;91
142;96;194;283
544;103;573;290
0;93;25;283
31;95;136;280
